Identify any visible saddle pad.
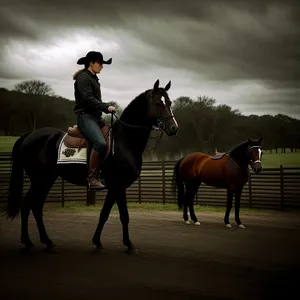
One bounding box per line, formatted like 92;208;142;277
57;133;87;164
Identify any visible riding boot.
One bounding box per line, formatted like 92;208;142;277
88;149;106;190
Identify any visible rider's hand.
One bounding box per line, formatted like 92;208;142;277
107;106;116;113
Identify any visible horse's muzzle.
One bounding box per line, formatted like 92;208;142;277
165;124;178;136
252;161;262;174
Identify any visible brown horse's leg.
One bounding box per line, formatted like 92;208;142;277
185;180;201;225
224;189;234;227
183;200;189;224
234;187;245;228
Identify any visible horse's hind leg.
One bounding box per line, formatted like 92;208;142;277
30;175;57;250
183;200;189;224
185;180;201;225
20;187;35;250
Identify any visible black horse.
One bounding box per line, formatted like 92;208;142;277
4;79;178;253
171;138;263;228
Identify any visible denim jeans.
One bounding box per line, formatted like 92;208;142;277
77;112;106;155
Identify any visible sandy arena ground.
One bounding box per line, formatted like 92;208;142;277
1;208;300;300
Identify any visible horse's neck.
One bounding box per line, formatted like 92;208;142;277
228;144;249;169
116;117;152;158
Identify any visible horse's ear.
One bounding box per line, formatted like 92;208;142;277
165;80;171;91
248;138;253;144
154;79;159;89
258;137;263;143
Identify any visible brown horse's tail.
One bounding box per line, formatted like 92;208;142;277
171;157;185;210
3;132;31;220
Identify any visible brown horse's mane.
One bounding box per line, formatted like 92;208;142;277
228;141;249;158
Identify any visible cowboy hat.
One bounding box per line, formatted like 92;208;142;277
77;51;112;65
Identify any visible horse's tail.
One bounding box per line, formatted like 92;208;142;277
3;132;31;220
171;157;185;210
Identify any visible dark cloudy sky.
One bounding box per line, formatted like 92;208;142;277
1;0;299;118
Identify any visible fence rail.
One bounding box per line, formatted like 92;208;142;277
0;153;300;210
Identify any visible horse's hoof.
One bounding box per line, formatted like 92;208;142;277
95;244;104;250
43;247;59;254
185;220;190;225
194;221;200;226
125;247;139;255
20;245;36;255
93;241;104;250
92;237;103;250
225;223;232;228
238;224;245;229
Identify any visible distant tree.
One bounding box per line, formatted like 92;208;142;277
13;80;55;131
14;80;54;96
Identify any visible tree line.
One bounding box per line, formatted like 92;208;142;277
1;80;299;159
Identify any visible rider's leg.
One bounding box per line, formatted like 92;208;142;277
77;113;107;189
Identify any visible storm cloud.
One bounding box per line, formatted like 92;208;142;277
1;0;299;118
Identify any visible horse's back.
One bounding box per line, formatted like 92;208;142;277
180;152;211;178
20;127;65;168
180;151;231;185
22;127;64;147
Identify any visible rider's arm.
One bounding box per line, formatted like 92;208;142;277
76;75;110;113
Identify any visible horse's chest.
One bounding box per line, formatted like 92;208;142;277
231;171;248;184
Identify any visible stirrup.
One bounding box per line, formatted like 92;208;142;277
87;179;107;191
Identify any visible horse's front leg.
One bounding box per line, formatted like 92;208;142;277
116;188;138;254
234;187;245;229
224;189;234;227
92;189;116;249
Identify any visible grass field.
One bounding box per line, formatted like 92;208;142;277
0;136;19;152
0;136;299;168
0;201;271;214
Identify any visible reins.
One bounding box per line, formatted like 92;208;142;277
107;88;174;153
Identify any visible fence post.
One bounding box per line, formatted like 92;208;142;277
280;165;284;211
87;190;96;206
162;160;165;204
61;178;65;207
138;175;141;204
248;169;252;208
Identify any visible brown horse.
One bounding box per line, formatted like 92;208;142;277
171;138;263;228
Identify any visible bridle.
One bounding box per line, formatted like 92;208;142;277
227;145;263;170
147;89;176;132
111;88;175;132
108;88;176;152
247;145;262;167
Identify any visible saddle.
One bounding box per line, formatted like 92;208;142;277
211;152;226;160
63;122;111;154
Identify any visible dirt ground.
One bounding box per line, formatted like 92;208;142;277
1;208;300;300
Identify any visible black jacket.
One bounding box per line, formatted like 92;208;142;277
73;69;110;117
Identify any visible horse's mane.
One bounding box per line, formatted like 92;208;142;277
120;89;151;120
228;140;249;158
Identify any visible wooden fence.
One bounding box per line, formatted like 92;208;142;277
0;153;300;210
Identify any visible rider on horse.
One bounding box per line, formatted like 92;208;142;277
73;51;116;189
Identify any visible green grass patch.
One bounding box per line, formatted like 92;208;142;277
0;136;19;153
262;152;300;168
43;201;264;214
